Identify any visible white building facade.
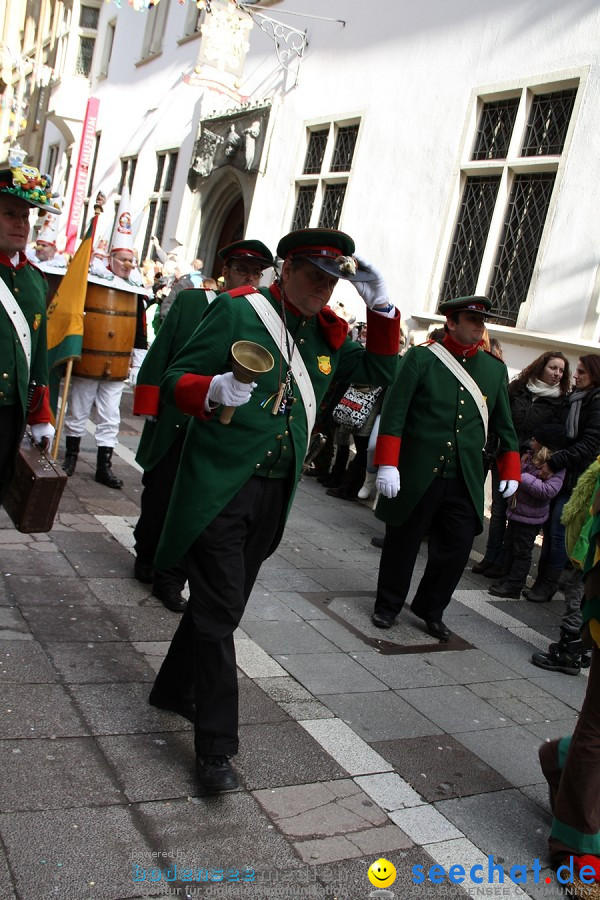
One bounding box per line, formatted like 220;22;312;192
9;0;600;371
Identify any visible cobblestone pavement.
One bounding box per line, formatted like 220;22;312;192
0;389;587;900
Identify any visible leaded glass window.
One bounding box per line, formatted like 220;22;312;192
521;89;577;157
76;37;95;76
155;201;169;243
318;184;347;228
80;6;100;28
472;98;519;160
440;176;501;304
303;131;327;174
154;155;166;192
165;152;178;191
488;173;556;324
142;200;158;260
292;186;316;230
331;125;359;172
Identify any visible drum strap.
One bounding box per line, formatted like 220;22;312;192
0;276;31;371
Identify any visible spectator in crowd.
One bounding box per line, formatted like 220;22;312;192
473;350;570;579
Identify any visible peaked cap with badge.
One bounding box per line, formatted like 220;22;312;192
218;239;273;269
438;295;492;317
277;228;377;283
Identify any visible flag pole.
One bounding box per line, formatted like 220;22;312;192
51;358;73;459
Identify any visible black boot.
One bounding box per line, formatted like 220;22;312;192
95;447;123;489
319;445;350;487
526;566;562;603
326;461;366;500
531;634;585;675
62;436;81;476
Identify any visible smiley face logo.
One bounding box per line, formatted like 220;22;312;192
367;857;397;888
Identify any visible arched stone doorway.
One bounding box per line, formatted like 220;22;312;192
212;197;244;280
195;172;247;279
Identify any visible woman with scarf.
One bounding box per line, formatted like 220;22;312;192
473;351;570;579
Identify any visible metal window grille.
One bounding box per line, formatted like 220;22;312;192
79;6;100;28
128;157;137;191
76;37;95;76
291;185;316;230
521;89;577;157
318;183;347;228
164;152;178;191
440;175;501;304
488;173;556;325
331;125;359;172
142;200;158;260
154;155;166;192
155;200;169;243
472;98;520;160
303;130;328;174
119;157;137;194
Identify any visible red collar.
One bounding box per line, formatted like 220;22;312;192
0;250;28;270
269;282;348;351
442;333;483;358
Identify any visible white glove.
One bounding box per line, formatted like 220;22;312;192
376;465;400;498
499;479;519;499
207;372;256;408
31;422;55;450
352;253;392;312
128;367;140;387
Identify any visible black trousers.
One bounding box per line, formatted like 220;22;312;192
151;475;288;756
375;477;479;623
133;430;187;590
501;519;540;590
0;405;23;503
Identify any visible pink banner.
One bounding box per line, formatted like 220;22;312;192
65;97;100;254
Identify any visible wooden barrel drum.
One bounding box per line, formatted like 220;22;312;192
73;283;137;380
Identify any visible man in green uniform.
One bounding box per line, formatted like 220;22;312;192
149;228;400;794
132;239;274;612
0;165;59;502
372;296;520;640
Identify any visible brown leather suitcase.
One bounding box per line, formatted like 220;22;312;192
2;433;67;533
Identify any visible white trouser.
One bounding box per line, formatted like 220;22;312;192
64;377;125;447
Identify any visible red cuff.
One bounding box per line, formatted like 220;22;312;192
133;384;160;416
374;434;401;467
365;307;400;355
497;450;521;482
174;374;214;419
27;385;52;425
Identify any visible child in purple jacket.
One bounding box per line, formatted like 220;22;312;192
489;424;566;599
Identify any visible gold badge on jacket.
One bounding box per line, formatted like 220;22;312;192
32;313;42;331
317;355;331;375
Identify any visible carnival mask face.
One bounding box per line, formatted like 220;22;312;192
110;251;135;280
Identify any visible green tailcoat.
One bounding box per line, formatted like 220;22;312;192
155;287;399;568
376;344;519;530
0;262;48;416
134;288;212;471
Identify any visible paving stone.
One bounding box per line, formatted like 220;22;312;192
317;690;442;742
0;736;123;811
59;548;136;579
350;650;459;689
273;652;386;695
389;804;463;843
0;845;14;900
292;834;362;865
252;570;328;593
86;577;153;607
110;606;181;642
280;699;333;721
397;684;513;733
0;804;152;899
423;837;534;900
528;674;589;711
3;574;96;607
244;590;303;622
0;683;88;738
354;772;425;811
307;617;370;651
241;620;339;655
421;648;517;684
70;682;191;735
371;733;512;801
454;725;547;787
300;718;392;776
253;779;387;838
238;677;291;725
0;606;30;639
525;719;578;743
254;676;326;705
1;549;77;577
235;722;347;790
469;679;553;700
96;732;197;802
477;636;565;679
45;642;156;683
520;783;552;814
234;637;288;678
0;640;57;683
487;696;546;724
20;605;123;642
328;594;434;646
436;789;551;872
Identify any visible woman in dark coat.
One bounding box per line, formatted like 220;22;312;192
474;350;570;578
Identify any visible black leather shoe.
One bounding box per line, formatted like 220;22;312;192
196;755;238;794
149;688;195;723
134;558;154;584
152;584;187;613
370;535;385;549
488;583;521;599
372;611;395;629
472;560;491;574
425;620;451;641
483;564;504;579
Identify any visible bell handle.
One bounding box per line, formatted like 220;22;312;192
219;405;236;425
